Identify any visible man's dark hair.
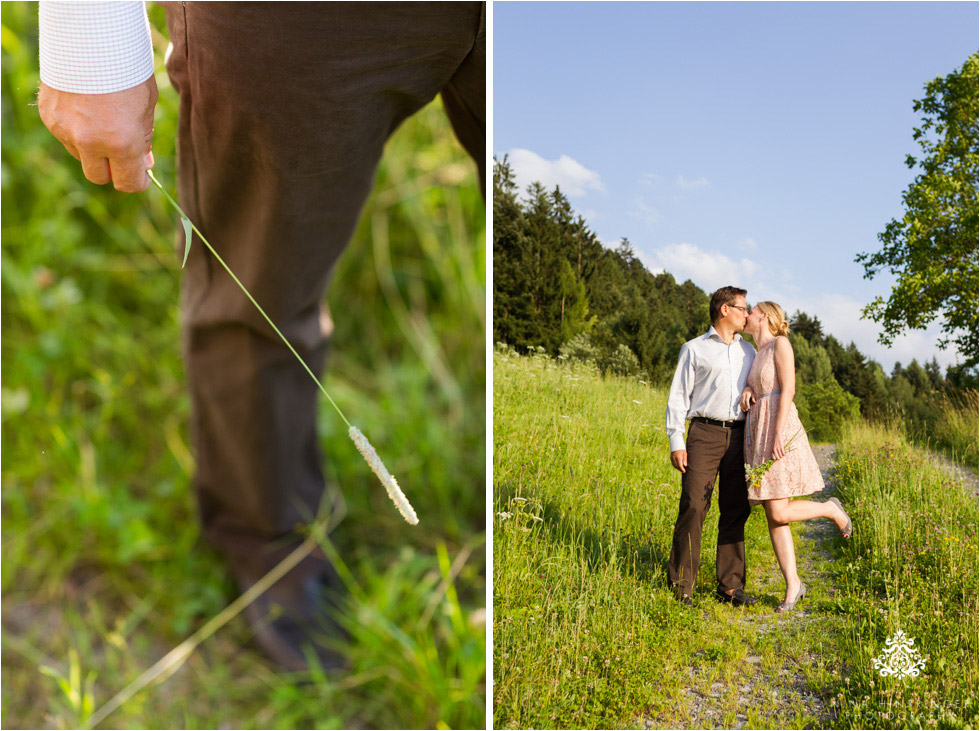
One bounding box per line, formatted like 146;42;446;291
709;286;748;323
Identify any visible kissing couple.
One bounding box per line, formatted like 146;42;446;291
664;286;852;611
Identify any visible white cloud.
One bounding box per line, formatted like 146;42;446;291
629;196;662;227
779;293;960;370
737;237;758;252
677;175;710;190
636;248;665;276
506;148;604;197
648;242;760;291
638;172;664;186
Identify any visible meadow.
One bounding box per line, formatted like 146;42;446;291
2;5;485;729
492;347;978;730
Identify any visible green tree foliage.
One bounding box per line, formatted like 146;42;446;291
856;52;979;368
795;379;862;442
492;156;538;349
790;333;833;384
603;343;641;377
557;258;594;343
559;333;601;367
492;157;707;383
789;310;824;344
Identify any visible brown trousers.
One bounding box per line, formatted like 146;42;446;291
667;421;751;595
162;2;485;582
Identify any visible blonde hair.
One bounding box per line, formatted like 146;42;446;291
757;301;790;337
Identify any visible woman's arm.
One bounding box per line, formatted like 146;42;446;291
771;336;796;460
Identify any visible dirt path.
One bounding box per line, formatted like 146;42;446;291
633;440;975;730
638;445;844;730
919;447;979;493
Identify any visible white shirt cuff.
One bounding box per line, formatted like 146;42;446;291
39;1;154;94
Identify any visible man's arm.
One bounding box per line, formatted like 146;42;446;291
37;1;157;193
665;343;695;473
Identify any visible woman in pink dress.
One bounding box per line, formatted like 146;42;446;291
739;301;852;612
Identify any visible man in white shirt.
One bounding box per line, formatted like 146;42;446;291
36;1;485;673
665;286;758;607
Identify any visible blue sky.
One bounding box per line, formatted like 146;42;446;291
492;1;978;370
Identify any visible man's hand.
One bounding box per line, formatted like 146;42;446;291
37;76;158;193
739;387;756;413
670;449;688;474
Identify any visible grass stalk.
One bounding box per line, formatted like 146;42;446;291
146;170;349;428
145;169;417;526
82;531;321;729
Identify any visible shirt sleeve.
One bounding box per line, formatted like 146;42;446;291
39;1;154;94
665;343;695;452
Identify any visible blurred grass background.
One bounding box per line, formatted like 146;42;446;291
1;4;485;729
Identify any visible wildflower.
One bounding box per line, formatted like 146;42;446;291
632;400;642;405
531;515;544;522
744;429;805;487
349;426;418;525
497;512;513;520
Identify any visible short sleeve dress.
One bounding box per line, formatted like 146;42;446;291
744;337;825;506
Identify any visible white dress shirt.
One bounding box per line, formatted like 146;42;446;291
39;1;154;94
665;326;756;452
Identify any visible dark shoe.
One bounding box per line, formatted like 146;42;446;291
678;594;694;607
715;588;759;607
775;582;807;613
238;567;348;673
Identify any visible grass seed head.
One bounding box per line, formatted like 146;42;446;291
349;425;419;525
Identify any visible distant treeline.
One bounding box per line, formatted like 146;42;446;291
493;155;979;445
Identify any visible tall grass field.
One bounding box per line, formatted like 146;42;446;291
2;5;485;729
493;347;978;729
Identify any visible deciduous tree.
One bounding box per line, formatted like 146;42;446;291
856;53;979;368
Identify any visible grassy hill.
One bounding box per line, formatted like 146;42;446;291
493;348;978;729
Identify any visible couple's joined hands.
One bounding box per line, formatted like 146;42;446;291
37;76;157;193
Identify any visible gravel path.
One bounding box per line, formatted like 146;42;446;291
920;448;979;492
634;441;974;730
637;446;843;730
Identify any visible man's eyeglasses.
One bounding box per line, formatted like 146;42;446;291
727;304;748;313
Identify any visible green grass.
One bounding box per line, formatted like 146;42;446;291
914;390;979;471
818;421;979;729
1;4;485;729
493;347;978;730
